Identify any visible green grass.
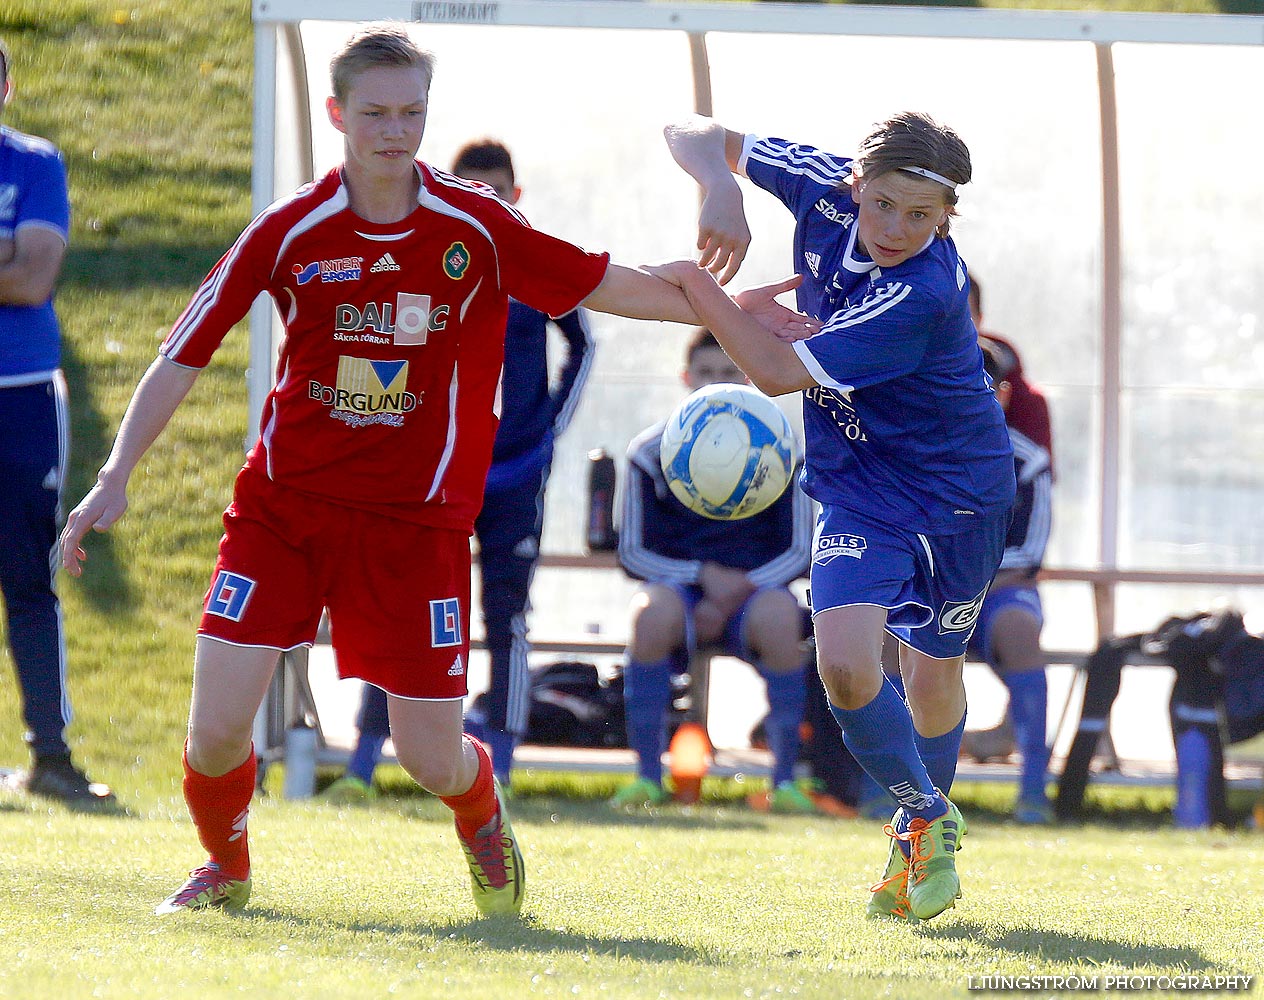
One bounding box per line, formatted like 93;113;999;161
1;776;1262;1000
0;0;1263;996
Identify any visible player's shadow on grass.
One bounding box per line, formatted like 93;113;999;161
58;335;133;613
931;920;1236;974
244;910;707;964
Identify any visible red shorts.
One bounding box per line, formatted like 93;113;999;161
198;469;471;699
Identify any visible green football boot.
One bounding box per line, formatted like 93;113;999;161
456;777;525;917
609;777;671;810
902;796;968;920
866;811;920;923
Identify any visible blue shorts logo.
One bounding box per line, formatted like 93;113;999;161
430;597;463;648
206;571;256;622
814;533;867;565
938;588;988;634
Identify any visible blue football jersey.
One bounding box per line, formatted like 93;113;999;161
741;135;1015;533
0;126;69;381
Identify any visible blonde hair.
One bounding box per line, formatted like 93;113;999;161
330;24;435;102
854;112;972;237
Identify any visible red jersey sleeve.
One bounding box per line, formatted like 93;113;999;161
493;221;609;319
159;208;283;369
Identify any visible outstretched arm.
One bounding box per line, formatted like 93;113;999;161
647;261;816;397
581;262;699;325
663;115;750;285
60;355;201;575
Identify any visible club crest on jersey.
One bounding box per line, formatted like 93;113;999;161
430;598;463;648
938;587;989;634
334;293;449;346
814;533;866;565
308;356;418;428
443;241;470;279
293;257;364;285
206;571;256;622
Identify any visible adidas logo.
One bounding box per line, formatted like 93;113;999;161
804;251;822;278
370;253;401;273
941;819;959;853
447;653;465;677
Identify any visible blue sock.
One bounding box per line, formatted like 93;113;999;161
485;727;518;785
1173;727;1213;828
623;658;674;784
830;674;941;821
1004;668;1050;803
758;664;808;787
855;672;907;815
347;733;386;785
914;713;966;794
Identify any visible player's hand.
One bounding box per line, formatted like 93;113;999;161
642;259;700;290
696;182;750;286
60;478;128;576
735;275;820;342
698;562;755;619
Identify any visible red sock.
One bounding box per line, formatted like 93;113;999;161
183;744;255;880
440;736;498;838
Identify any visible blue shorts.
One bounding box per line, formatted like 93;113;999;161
663;583;786;670
966;584;1044;669
808;504;1008;659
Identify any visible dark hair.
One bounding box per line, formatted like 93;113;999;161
451;138;515;184
0;39;10;85
686;327;721;364
855;112;971;237
330;24;434;103
979;337;1015;383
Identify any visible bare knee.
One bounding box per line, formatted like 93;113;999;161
745;590;807;671
186;718;254;777
816;657;882;710
628;585;685;661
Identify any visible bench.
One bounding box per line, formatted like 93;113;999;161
255;556;1264;800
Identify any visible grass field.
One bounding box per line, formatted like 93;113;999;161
1;775;1262;1000
0;1;1262;997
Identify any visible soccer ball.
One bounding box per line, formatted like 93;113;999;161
659;383;799;520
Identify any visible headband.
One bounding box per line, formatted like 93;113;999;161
899;166;957;192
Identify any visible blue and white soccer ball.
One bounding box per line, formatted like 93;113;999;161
660;383;799;521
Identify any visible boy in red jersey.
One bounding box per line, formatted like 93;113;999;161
58;24;802;918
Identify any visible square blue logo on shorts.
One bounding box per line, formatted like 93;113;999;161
430;597;462;648
206;571;256;622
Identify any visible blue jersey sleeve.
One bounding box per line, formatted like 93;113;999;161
7;139;70;242
793;279;941;392
740;135;854;225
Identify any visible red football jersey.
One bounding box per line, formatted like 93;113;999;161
161;163;609;530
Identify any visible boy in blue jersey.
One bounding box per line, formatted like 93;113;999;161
969;339;1054;824
325;138;596;800
612;327;815;811
655;111;1016;922
0;40;115;808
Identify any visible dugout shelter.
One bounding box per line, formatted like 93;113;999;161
247;0;1264;642
246;0;1264;793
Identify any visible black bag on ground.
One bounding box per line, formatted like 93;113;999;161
520;661;629;749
